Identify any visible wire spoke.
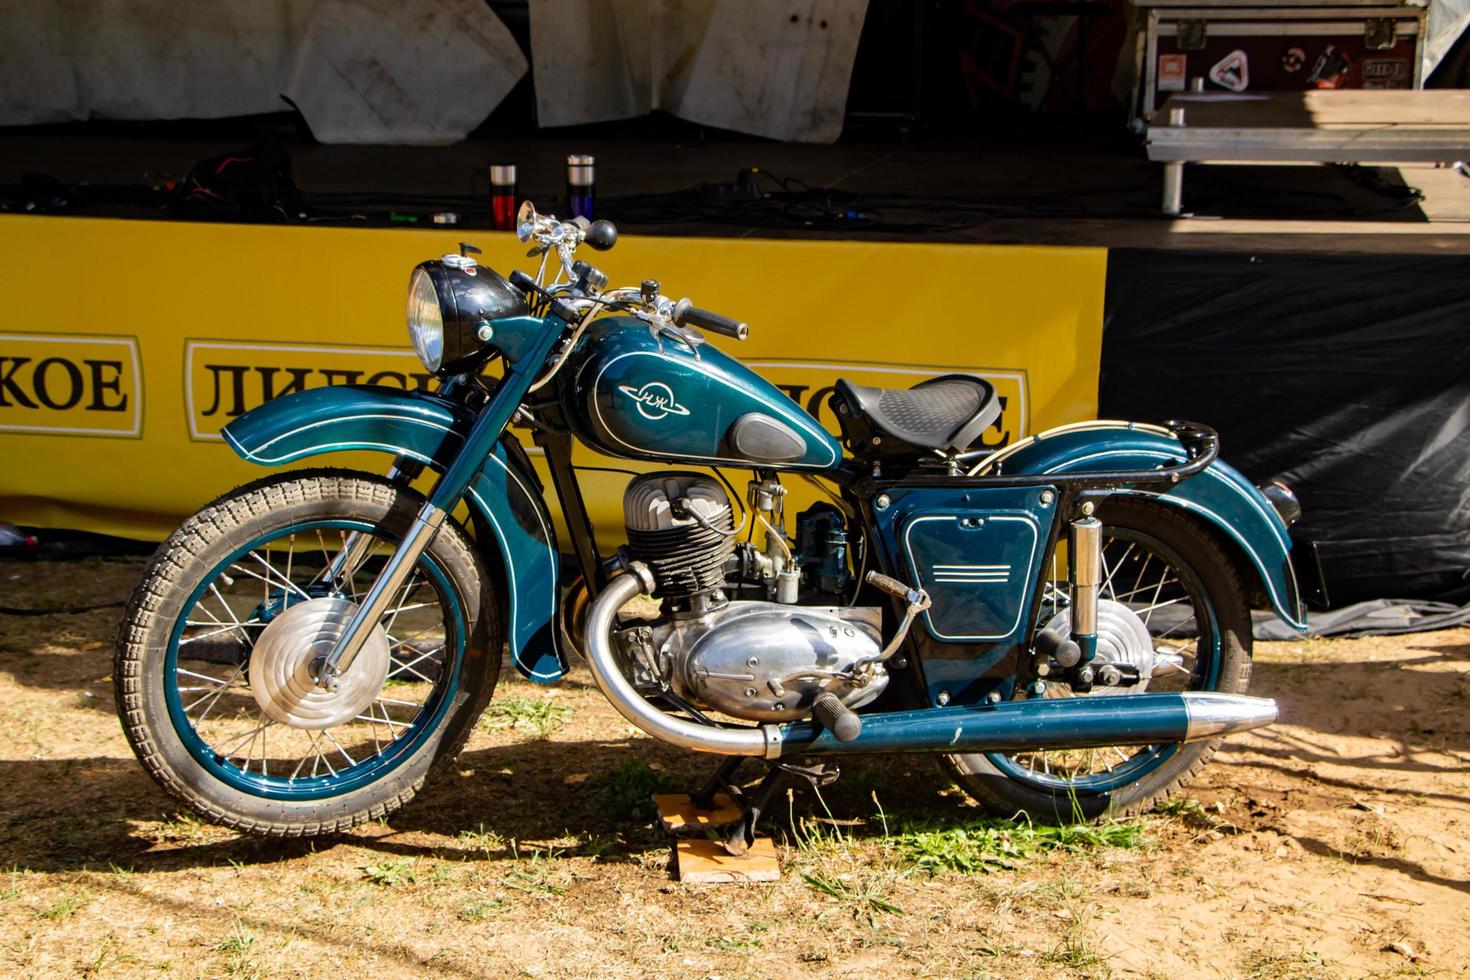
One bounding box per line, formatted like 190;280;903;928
375;695;425;708
183;666;249;717
210;721;273;759
387;659;436;684
356;712;412;731
339;531;361;601
179;621;258;645
1100;542;1135;602
207;583;244;627
321;728;358;768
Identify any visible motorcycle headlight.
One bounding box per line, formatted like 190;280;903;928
406;267;444;372
405;257;529;376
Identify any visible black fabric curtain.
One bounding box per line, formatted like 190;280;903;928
1100;248;1470;606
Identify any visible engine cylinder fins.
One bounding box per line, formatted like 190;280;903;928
623;472;736;598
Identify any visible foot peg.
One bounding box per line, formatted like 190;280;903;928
1034;627;1082;670
811;691;861;743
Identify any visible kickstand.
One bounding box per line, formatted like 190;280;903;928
723;761;839;856
690;756;745;813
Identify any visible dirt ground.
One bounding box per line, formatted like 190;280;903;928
0;556;1466;979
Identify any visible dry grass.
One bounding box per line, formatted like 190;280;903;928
0;556;1468;977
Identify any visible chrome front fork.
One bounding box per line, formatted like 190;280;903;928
314;501;445;688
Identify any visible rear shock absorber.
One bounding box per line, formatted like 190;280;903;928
1070;516;1102;667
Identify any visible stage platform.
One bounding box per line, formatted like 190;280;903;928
2;120;1467;255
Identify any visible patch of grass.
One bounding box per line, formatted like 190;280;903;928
1153;795;1236;834
790;800;906;926
34;890;89;921
478;695;573;739
457;897;508;921
705;933;763;952
503;845;567;896
147;811;214;844
456;824;507;859
890;816;1147;874
362;858;417;887
588;761;679;823
801;872;905;924
1241;946;1339;980
216;920;263;980
1041;907;1110;975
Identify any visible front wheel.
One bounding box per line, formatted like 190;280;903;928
115;469;501;836
940;497;1253;821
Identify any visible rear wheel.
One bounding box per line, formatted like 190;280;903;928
115;469;500;836
940;497;1252;821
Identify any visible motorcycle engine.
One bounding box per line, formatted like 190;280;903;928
616;472;888;722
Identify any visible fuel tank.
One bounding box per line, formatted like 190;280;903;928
562;316;842;470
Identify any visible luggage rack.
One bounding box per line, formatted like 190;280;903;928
894;419;1220;492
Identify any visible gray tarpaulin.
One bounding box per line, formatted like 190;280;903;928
1252;598;1470;641
528;0;869;143
0;0;526;144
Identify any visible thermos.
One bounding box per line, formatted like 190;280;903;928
489;163;517;231
566;154;595;220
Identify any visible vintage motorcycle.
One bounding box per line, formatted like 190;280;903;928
116;203;1314;844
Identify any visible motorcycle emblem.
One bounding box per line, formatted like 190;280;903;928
618;381;690;420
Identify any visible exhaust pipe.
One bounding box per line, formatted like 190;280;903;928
774;691;1277;757
584;565;1278;760
584;564;772;756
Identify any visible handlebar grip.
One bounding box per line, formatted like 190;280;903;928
673;298;747;340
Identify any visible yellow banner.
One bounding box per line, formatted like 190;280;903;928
0;216;1105;540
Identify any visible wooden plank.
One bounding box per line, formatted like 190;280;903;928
1147;92;1470;163
653;793;743;834
1156;92;1470;130
674;837;781;883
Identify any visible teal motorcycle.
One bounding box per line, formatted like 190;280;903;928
116;202;1311;844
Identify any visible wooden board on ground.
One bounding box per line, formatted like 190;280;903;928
653;792;742;833
673;837;781;883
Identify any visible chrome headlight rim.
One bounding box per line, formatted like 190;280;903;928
405;259;529;377
406;266;445;373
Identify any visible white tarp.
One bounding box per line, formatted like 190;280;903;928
1427;0;1470;77
529;0;869;143
0;0;527;144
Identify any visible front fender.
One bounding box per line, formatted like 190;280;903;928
990;422;1307;632
221;385;567;682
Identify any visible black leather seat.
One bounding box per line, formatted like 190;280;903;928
833;374;1000;453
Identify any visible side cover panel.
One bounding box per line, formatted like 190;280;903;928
990;423;1307;631
871;485;1059;705
221;384;566;682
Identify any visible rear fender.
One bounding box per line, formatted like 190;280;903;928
221;385;567;682
986;422;1307;632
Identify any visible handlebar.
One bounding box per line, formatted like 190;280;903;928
673;299;747;341
513;201;748;341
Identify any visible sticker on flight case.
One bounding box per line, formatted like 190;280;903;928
1159;53;1187;92
1209;50;1249;92
1308;45;1350;88
1363;58;1408;88
1281;47;1306;73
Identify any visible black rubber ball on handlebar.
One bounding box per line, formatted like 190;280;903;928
584;220;618;251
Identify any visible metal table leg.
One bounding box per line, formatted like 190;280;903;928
1162;160;1184;215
